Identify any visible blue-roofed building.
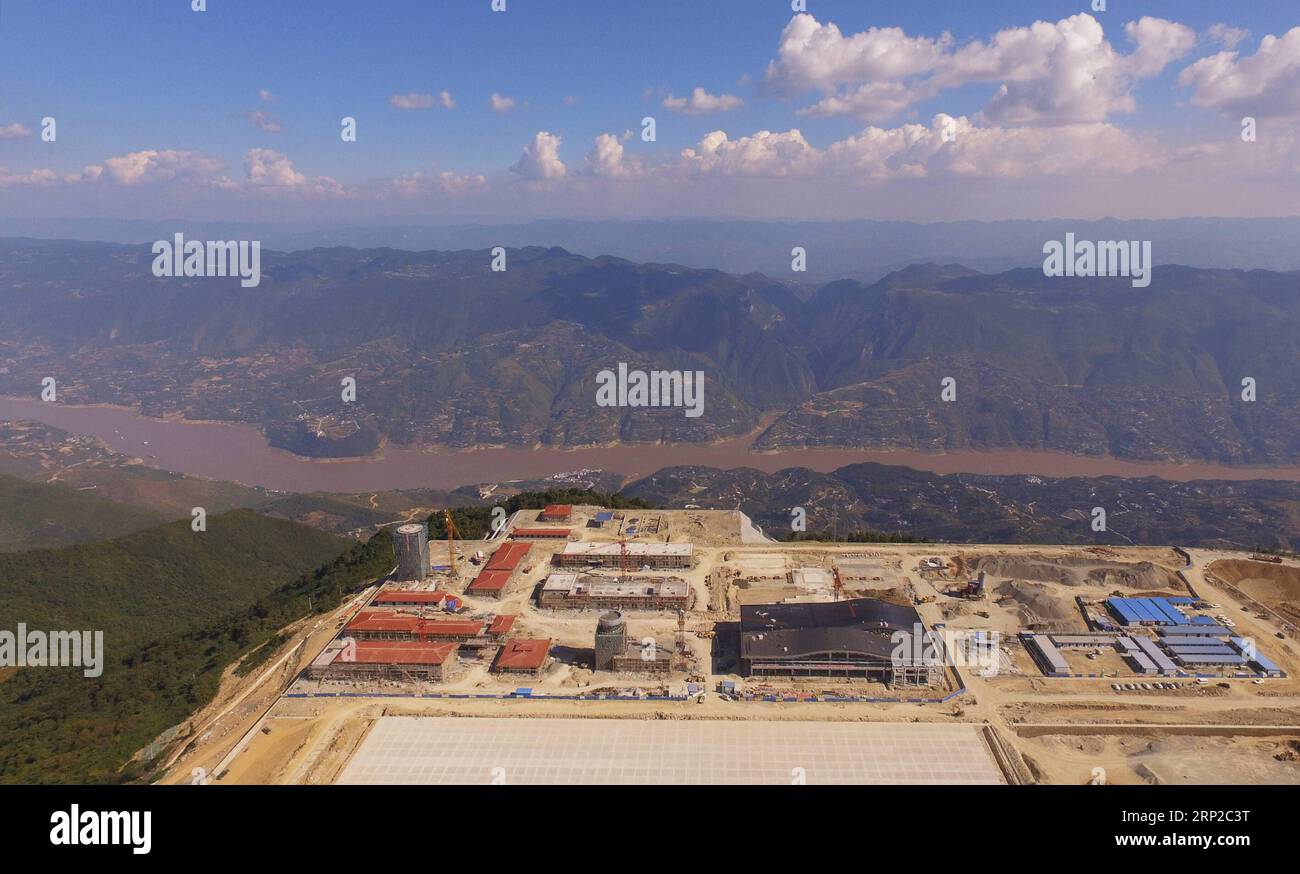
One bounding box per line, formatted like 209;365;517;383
1151;598;1187;625
1107;598;1142;626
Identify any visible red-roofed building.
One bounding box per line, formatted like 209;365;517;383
311;639;456;682
491;638;551;675
467;543;532;598
487;615;517;635
344;610;512;647
372;589;449;609
466;570;513;597
485;542;531;571
510;528;570;540
538;505;572;522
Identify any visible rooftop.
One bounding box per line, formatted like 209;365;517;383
541;572;689;598
346;612;485;637
740;598;923;663
345;640;456;666
492;638;551;671
558;541;693;557
467;569;514;594
485;542;531;571
373;589;449;605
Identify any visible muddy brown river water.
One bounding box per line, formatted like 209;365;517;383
5;396;1300;492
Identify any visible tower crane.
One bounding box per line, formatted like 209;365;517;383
443;509;460;576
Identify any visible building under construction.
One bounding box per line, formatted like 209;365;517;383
739;598;941;686
551;541;694;570
344;610;515;648
466;542;532;599
593;612;672;675
371;588;457;610
392;523;430;581
539;572;690;610
308;639;455;682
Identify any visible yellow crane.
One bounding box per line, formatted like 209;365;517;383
443;509;460;575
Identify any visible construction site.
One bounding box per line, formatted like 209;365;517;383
156;506;1300;788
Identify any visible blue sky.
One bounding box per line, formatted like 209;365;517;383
2;0;1299;221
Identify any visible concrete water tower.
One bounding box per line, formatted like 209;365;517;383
594;611;627;671
393;522;430;581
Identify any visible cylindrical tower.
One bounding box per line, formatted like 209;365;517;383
594;610;627;671
393;522;430;581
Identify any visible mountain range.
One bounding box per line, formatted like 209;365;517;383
2;238;1298;463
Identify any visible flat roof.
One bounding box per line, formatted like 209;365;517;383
541;572;581;590
492;638;551;671
511;528;570;537
541;572;688;598
339;717;1005;785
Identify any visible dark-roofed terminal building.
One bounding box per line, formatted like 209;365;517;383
739;598;941;686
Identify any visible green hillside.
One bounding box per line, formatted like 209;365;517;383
0;510;390;784
0;508;347;648
0;473;172;551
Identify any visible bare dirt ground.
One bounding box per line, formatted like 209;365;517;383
1210;558;1300;627
1016;733;1300;785
154;512;1300;786
155;586;375;784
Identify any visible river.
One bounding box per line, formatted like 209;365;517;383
5;396;1300;493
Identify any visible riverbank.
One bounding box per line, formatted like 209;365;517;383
6;395;1300;493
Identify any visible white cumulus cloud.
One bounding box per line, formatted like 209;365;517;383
510;131;567;182
244;148;343;194
88;149;227;186
1180;26;1300;118
662;88;744;115
584;132;641;178
763;12;1194;125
